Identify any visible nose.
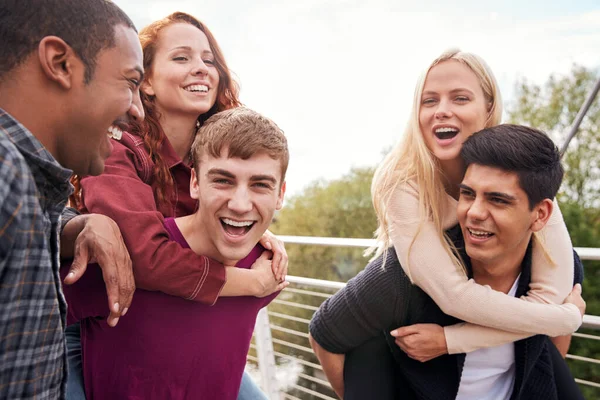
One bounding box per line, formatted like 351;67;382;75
228;187;253;215
434;98;453;120
128;88;145;122
466;197;488;222
191;57;209;76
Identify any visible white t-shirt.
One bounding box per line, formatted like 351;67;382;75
456;276;520;400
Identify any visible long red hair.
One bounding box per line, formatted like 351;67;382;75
70;12;241;209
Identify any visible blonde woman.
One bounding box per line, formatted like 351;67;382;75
371;48;583;358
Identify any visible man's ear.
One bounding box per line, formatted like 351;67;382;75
38;36;79;90
276;181;286;210
530;198;554;233
190;168;200;200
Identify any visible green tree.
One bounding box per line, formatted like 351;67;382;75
508;64;600;397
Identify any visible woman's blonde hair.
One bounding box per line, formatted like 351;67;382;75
368;49;503;271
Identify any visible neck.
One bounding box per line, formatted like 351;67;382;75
471;251;524;294
439;158;465;199
0;76;61;160
158;110;198;161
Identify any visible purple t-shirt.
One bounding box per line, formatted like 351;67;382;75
62;218;279;400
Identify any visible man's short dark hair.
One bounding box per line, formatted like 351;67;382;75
0;0;136;83
461;124;564;209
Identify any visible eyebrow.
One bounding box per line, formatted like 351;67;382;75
459;184;517;201
169;46;213;56
485;191;517;201
422;88;475;96
207;168;235;179
250;174;278;185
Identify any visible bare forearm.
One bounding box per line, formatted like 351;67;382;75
309;334;345;398
220;267;260;297
60;214;87;259
551;335;572;358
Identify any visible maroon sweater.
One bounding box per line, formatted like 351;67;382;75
62;218;278;400
78;132;225;304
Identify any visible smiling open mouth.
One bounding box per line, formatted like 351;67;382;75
467;228;494;239
220;218;255;236
435;127;459;140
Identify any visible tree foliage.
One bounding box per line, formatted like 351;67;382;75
508;64;600;398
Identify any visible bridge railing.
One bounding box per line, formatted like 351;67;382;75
249;236;600;399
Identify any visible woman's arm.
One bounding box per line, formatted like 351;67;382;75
389;182;581;354
73;138;224;304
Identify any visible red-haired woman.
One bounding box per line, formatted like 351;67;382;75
61;12;285;400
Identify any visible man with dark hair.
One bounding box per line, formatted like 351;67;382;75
309;124;585;399
0;0;143;398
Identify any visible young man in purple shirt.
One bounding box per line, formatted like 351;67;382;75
62;107;289;399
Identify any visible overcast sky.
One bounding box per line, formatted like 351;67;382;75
114;0;600;197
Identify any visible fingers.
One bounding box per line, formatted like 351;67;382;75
63;244;89;285
390;324;420;337
98;248;135;319
271;251;282;280
276;281;290;292
573;283;582;293
99;262;122;315
107;311;120;327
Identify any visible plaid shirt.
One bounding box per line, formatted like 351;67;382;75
0;109;72;399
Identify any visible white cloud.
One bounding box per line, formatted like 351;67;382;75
114;1;600;196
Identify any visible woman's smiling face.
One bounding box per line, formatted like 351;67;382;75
419;60;489;163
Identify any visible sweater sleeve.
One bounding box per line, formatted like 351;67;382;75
80;139;225;304
309;255;405;354
388;182;581;354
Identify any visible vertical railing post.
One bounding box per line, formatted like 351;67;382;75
254;307;280;399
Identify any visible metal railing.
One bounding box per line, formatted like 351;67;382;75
249;236;600;399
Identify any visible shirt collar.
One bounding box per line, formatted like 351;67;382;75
160;134;193;170
0;108;73;199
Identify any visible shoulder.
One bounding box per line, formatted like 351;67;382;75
100;131;155;183
0;140;34;254
0;137;30;202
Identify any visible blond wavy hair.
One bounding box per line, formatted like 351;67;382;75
368;49;503;271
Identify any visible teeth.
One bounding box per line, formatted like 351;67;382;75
185;84;208;93
468;228;492;237
435;127;458;133
107;125;122;140
222;218;253;227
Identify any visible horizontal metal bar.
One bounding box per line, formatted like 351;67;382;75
284;287;334;299
246;354;258;363
582;315;600;330
566;354;600;365
273;351;323;371
286;276;346;290
282;393;303;400
289;383;338;400
279;235;600;261
270;324;310;338
280;235;376;248
575;378;600;389
268;311;312;325
272;299;320;311
573;332;600;341
272;338;314;354
297;372;332;388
